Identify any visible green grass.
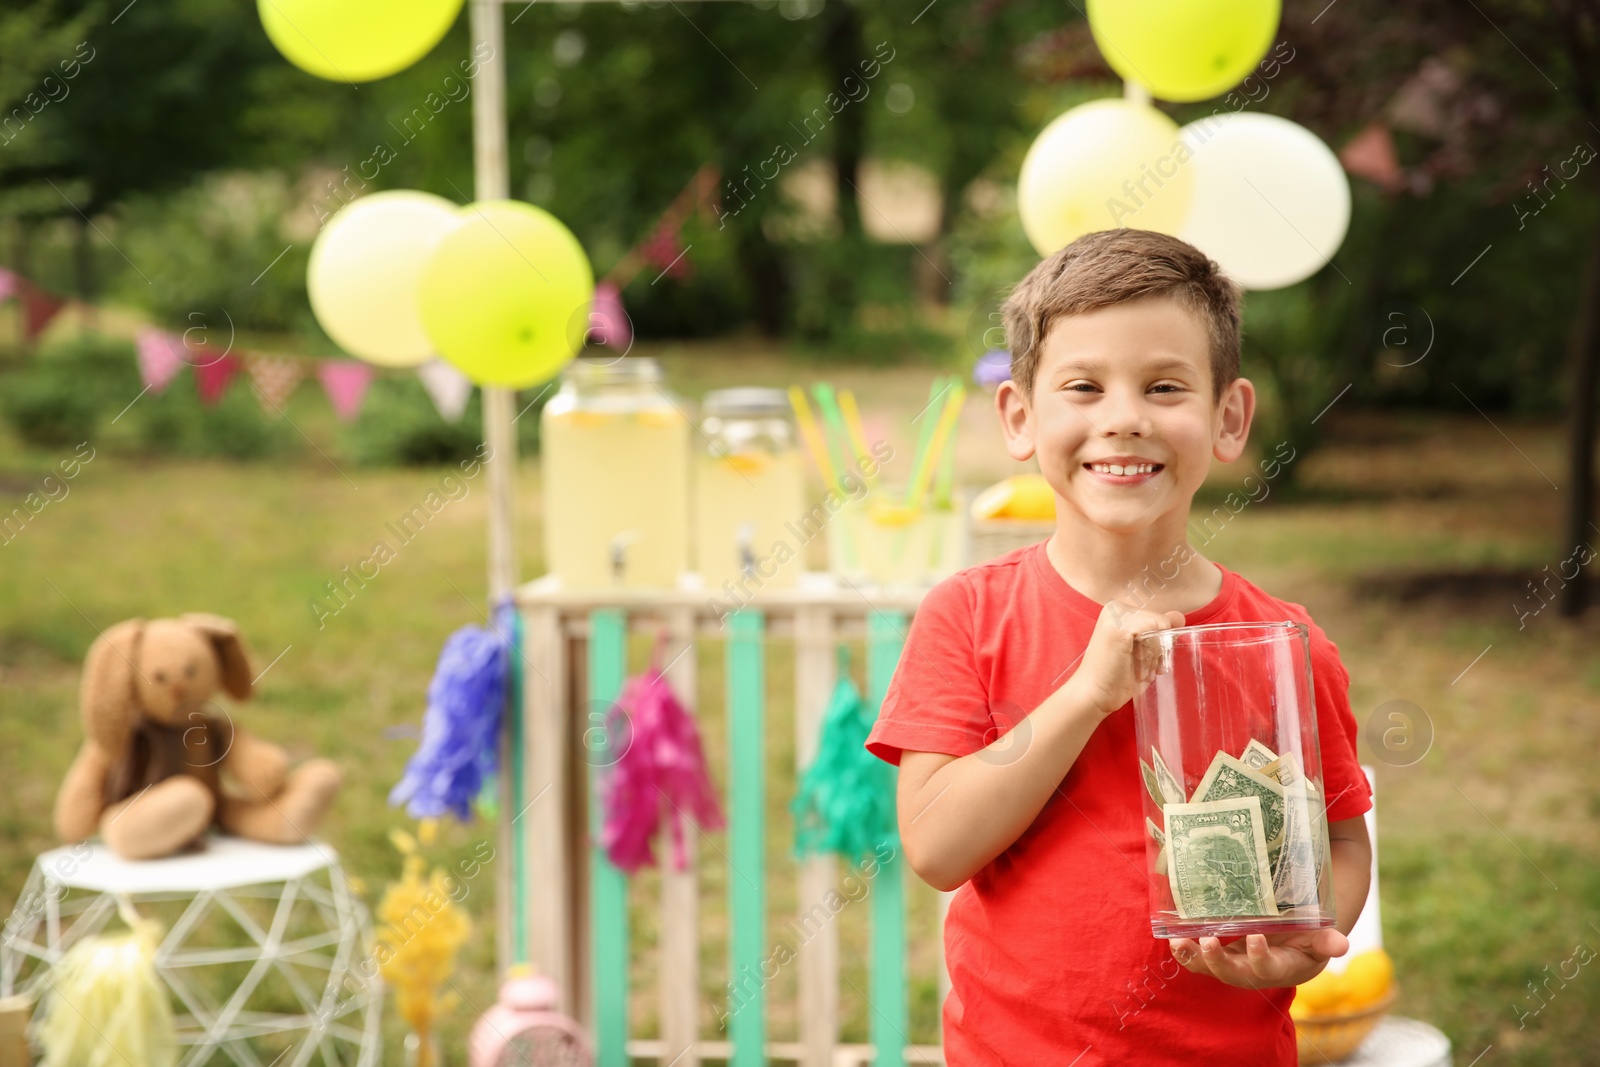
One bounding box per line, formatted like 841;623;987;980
1;349;1597;1063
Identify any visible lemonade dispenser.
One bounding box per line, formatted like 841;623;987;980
693;388;805;595
540;356;690;588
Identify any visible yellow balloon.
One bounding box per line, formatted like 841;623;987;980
1017;98;1193;257
1087;0;1281;103
308;191;462;368
418;201;595;389
258;0;465;83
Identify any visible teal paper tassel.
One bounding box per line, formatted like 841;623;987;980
791;646;897;864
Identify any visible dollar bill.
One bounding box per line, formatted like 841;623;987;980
1141;759;1166;811
1165;796;1280;919
1271;787;1324;908
1260;752;1304;790
1147;816;1167;876
1240;738;1279;771
1193;751;1286;851
1150;748;1186;806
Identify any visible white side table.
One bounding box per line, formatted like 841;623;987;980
1;835;381;1067
1337;1016;1453;1067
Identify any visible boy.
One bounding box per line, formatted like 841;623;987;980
865;229;1373;1064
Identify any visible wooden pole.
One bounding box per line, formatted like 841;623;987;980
469;0;525;979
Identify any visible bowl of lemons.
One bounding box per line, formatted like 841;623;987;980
1290;948;1397;1064
969;475;1057;562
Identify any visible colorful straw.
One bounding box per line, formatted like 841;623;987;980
837;388;877;483
907;382;965;511
788;385;841;495
810;383;857;487
902;377;954;508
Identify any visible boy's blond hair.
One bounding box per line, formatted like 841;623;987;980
1001;229;1244;402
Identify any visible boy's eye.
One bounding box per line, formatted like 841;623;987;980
1065;382;1098;393
1149;383;1182;393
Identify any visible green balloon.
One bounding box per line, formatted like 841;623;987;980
1087;0;1281;103
418;201;595;389
258;0;464;83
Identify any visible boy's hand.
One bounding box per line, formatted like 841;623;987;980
1067;599;1187;718
1169;928;1350;989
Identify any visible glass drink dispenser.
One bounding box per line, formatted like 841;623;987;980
693;387;806;595
540;356;690;589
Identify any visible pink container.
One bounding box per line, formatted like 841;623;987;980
468;970;592;1067
1133;621;1336;939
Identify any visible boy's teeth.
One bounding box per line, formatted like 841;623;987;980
1090;462;1155;475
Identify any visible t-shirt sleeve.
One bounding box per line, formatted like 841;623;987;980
1309;627;1373;824
865;572;994;767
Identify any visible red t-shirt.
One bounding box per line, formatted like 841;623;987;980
865;540;1373;1066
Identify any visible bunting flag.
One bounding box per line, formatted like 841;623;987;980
587;281;631;350
135;328;187;394
317;359;374;422
639;217;692;281
244;354;308;417
0;268;17;301
16;276;68;339
1340;121;1404;194
416;358;473;422
193;353;241;406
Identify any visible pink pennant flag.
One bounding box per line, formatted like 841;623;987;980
587;281;632;350
416;358;473;422
0;268;17;301
317;359;374;422
244;354;308;417
194;353;241;406
136;327;187;394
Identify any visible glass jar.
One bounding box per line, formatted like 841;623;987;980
1133;621;1335;939
540;356;689;589
693;387;806;596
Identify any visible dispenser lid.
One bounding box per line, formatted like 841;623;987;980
702;387;791;419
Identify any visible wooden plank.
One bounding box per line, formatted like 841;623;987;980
866;612;908;1067
726;610;766;1066
937;890;953;1010
521;604;573;1007
589;610;630;1067
794;605;839;1067
661;607;700;1067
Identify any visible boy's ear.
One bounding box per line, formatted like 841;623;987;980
995;380;1037;462
1212;376;1256;465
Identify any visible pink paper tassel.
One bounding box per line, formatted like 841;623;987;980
599;663;723;874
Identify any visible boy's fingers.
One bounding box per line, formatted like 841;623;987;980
1170;938;1210;973
1243;934;1277;979
1307;928;1349;962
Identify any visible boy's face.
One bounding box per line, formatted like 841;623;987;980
995;295;1254;537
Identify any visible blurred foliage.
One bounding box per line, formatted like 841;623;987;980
114;173;317;337
0;333;136;446
132;379;296;461
338;374;550;468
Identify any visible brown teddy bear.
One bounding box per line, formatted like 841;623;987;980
52;613;341;860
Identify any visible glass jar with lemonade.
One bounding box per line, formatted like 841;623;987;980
540;356;689;589
693;388;805;595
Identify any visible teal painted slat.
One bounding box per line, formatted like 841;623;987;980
727;610;766;1065
589;610;629;1067
868;613;908;1067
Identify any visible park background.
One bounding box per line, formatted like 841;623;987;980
2;0;1600;1063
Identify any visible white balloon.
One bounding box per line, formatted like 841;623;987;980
308;190;462;367
1175;112;1350;291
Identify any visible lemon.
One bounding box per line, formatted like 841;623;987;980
1291;967;1347;1014
970;475;1056;521
1341;949;1394;1007
868;500;920;526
